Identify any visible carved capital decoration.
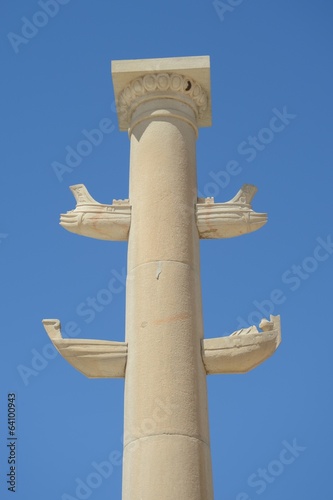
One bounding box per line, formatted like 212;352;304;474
117;72;209;128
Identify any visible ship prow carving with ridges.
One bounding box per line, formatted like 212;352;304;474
60;184;131;240
196;184;267;238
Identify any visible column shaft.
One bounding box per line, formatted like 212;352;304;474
122;99;213;499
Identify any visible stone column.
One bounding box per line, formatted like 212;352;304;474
112;58;213;500
43;55;281;500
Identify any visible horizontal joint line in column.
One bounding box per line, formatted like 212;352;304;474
124;432;210;450
128;260;199;274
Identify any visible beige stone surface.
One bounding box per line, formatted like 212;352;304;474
196;184;267;238
60;184;131;240
202;315;281;374
42;319;127;378
112;56;211;129
122;83;213;497
123;436;213;500
43;55;281;500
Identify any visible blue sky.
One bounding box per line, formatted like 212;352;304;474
1;1;333;498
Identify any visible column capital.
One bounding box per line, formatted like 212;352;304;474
111;56;212;130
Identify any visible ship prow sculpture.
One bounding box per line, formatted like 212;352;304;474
203;315;281;374
60;184;131;240
196;183;267;238
43;55;281;500
42;319;127;378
